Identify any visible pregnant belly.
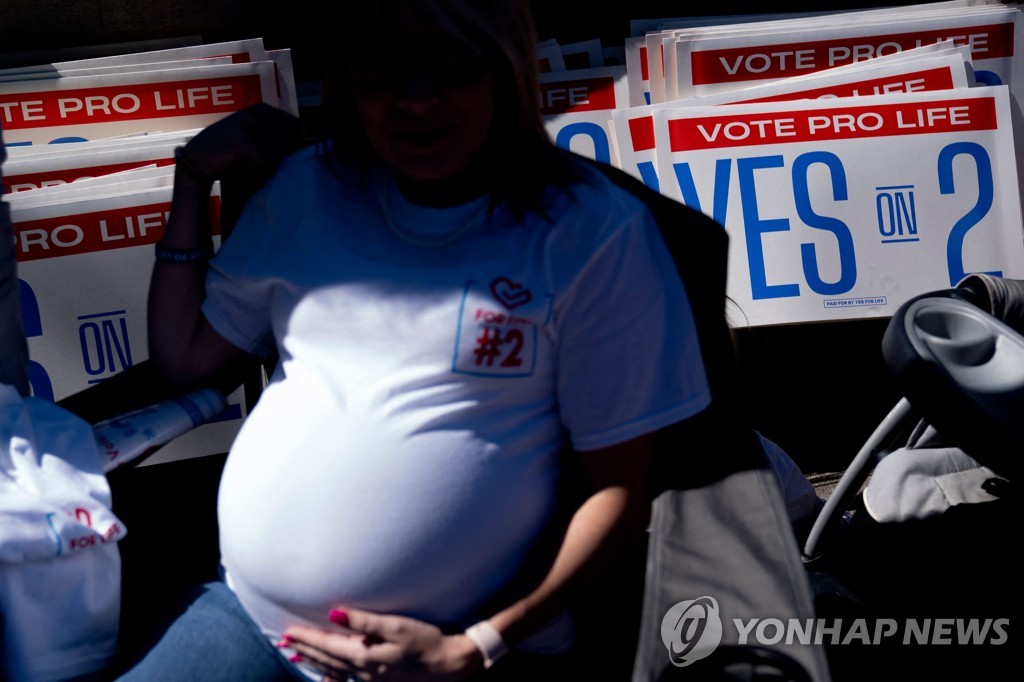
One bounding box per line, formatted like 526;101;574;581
217;408;560;632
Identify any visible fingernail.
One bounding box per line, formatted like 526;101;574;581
288;654;303;663
328;608;350;627
275;638;289;648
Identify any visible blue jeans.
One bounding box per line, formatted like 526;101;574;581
114;580;579;681
115;581;307;682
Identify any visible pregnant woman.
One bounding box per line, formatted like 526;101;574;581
118;1;710;679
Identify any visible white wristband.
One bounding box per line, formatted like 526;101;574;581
464;620;509;669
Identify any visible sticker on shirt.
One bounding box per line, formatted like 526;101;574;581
452;277;549;377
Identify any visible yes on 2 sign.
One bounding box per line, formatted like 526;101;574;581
654;87;1024;327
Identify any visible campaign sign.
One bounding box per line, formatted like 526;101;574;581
540;65;628;165
676;8;1023;101
0;38;268;78
9;187;245;461
654;87;1024;326
624;37;650;106
613;51;972;191
3;141;182;193
0;61;277;147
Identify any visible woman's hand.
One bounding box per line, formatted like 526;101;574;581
282;608;483;681
177;102;305;189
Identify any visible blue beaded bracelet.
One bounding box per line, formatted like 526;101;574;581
154;243;213;263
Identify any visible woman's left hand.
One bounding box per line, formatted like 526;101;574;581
282;608;484;681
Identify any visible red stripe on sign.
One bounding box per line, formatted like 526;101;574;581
690;22;1014;85
640;46;649;81
14;197;222;262
628;115;656;151
205;53;252;63
735;67;956;104
539;77;617;115
0;75;264;130
4;158;176;193
668;97;998;152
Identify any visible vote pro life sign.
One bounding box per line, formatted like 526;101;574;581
654;87;1024;327
0;61;275;146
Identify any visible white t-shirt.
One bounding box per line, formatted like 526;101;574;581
204;147;710;642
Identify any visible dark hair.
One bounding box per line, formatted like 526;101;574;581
317;0;579;219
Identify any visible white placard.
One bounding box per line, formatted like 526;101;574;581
653;87;1024;326
9;186;246;459
540;65;628;165
613;49;974;190
674;6;1023;102
0;38;267;78
1;61;278;148
3;138;187;193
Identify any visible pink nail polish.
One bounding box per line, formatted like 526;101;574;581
328;608;350;627
288;654;303;663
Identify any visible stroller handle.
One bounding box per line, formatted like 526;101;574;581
955;274;1024;335
801;398;916;564
883;284;1024;482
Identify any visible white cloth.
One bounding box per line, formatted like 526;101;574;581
0;383;125;681
205;149;710;651
863;424;1004;524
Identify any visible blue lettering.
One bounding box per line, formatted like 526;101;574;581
671;159;731;225
28;363;54;401
18;280;42;337
80;323;106;376
876;194;897;237
938;142;997;286
5;137;89;148
895;192;918;235
78;315;133;377
792;151;856;295
554;122;611;164
636;161;660;192
738;155;799;300
101;318;133;370
973;70;1002;87
18;280;53;400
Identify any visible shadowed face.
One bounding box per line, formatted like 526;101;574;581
345;5;497;200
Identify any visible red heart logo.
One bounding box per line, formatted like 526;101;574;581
490;277;532;310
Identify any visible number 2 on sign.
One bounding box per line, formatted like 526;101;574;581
939;142;997;287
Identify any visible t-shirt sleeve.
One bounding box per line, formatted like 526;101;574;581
201;192;277;359
555;203;710;452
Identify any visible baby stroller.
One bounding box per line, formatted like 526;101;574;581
801;274;1021;681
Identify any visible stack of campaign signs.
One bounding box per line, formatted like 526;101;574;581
542;0;1024;327
1;38;297;464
